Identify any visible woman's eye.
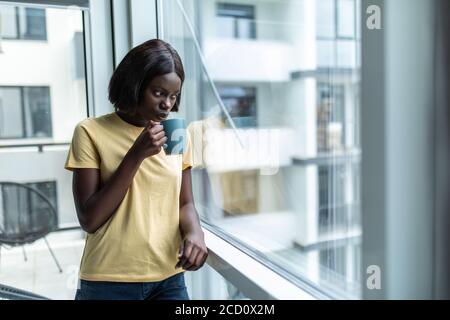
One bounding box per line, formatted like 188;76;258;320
154;91;162;96
170;95;178;100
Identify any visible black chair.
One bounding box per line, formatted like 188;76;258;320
0;181;62;273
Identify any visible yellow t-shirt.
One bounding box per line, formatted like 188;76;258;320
64;112;193;282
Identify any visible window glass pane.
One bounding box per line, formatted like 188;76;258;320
337;39;357;67
236;18;254;39
217;3;255;39
163;0;361;299
23;8;47;40
0;5;88;230
23;87;52;138
0;87;52;138
0;6;18;38
0;5;47;40
0;87;23;138
73;31;85;79
216;16;235;38
317;39;335;67
217;3;254;18
316;0;335;38
17;6;26;37
24;87;52;137
355;0;361;39
219;86;257;128
337;0;355;38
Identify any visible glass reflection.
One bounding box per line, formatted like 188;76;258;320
163;0;361;299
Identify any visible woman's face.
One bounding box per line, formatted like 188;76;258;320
137;72;182;122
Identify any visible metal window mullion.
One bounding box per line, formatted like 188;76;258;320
109;0;116;68
82;11;93;118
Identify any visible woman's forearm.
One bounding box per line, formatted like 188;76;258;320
179;203;203;237
80;151;143;233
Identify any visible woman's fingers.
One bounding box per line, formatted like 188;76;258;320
152;130;166;142
149;124;164;135
195;250;208;271
156;136;168;147
176;239;192;269
183;247;199;271
177;245;208;271
175;237;209;271
190;249;208;271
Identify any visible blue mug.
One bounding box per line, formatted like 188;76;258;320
161;118;186;155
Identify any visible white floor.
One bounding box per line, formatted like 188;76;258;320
0;230;85;300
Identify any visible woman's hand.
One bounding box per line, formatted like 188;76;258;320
176;229;208;271
128;121;167;160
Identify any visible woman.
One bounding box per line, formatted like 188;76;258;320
65;39;208;300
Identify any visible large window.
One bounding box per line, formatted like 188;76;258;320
0;4;88;230
0;86;52;139
0;6;47;40
0;1;103;300
162;0;361;299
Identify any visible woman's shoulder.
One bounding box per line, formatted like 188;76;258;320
76;112;117;131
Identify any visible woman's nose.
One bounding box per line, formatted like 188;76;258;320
161;97;172;109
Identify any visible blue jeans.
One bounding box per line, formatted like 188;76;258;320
74;272;189;300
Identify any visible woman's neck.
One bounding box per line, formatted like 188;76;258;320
116;110;148;127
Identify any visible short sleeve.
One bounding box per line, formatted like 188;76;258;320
182;120;208;170
182;123;194;171
64;122;100;171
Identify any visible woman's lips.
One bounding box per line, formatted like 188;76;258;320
157;113;169;120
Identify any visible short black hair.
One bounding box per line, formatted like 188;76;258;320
108;39;185;113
